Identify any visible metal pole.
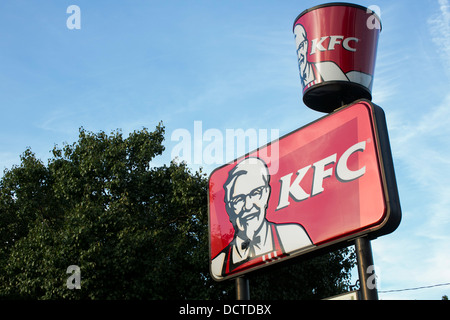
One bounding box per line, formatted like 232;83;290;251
355;237;378;300
236;277;250;300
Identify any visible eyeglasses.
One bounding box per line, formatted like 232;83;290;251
297;40;307;54
229;186;267;213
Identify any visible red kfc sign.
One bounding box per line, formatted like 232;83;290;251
293;3;381;112
208;100;401;281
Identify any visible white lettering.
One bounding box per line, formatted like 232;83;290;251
276;141;367;210
194;120;203;165
66;5;81;30
203;128;223;165
223;305;271;315
310;36;359;54
366;5;382;30
257;129;280;174
343;37;359;52
179;304;213;317
170;121;279;171
366;265;382;290
66;265;81;289
310;36;328;54
328;35;344;50
311;154;337;196
171;128;191;163
225;128;258;163
276;165;311;210
336;141;366;181
223;305;231;315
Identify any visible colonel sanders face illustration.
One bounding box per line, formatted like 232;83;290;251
294;23;309;82
224;158;271;243
293;23;373;94
211;157;313;280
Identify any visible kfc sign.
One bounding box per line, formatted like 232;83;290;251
208;100;401;281
309;35;360;54
293;3;381;112
276;140;367;210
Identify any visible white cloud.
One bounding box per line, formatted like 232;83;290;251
368;1;450;299
428;0;450;76
385;91;450;277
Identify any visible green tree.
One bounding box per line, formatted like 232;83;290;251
249;248;355;300
0;124;355;299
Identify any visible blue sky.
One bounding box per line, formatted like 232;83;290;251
1;0;450;299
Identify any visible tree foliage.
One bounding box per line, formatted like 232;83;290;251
0;124;355;299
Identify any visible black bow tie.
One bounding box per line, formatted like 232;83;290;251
241;236;261;251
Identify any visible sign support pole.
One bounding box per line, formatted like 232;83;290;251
236;277;250;300
355;237;378;300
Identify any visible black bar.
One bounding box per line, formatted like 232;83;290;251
355;237;378;300
236;277;250;300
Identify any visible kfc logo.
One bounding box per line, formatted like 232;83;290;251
209;101;401;281
276;141;367;210
210;157;313;280
310;35;359;54
210;141;367;279
294;23;372;93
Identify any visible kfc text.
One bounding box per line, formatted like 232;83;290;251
276;140;366;210
310;35;360;55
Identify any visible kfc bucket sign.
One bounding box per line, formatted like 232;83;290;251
293;3;381;113
209;100;401;281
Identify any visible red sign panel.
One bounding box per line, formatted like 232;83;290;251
208;100;400;281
